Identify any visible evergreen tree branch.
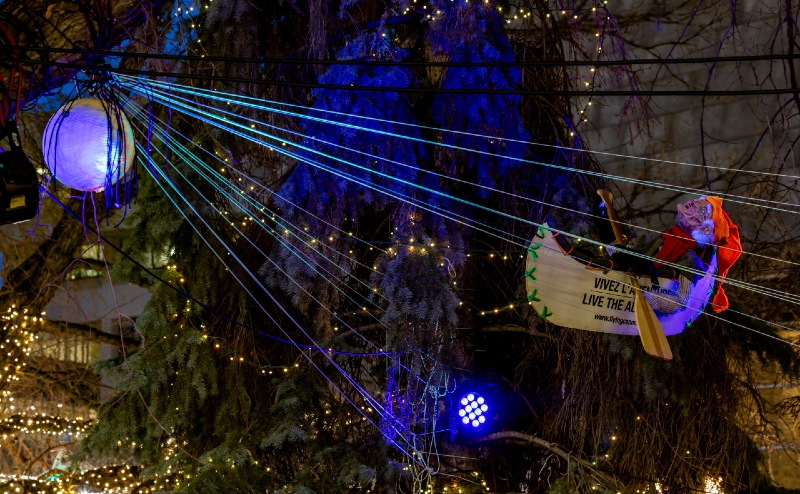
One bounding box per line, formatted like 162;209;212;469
40;319;139;347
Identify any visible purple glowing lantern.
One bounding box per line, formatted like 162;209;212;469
42;98;135;192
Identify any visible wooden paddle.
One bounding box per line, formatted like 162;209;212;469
597;190;673;360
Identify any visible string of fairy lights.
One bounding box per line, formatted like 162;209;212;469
0;413;92;438
0;464;182;494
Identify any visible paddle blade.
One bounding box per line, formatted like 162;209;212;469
634;290;673;360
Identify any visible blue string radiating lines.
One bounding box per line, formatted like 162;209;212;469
121;79;800;306
122;88;800;354
124;94;449;461
119;75;800;213
120;75;800;182
119;76;800;275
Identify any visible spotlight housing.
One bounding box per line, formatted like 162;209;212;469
0;121;39;226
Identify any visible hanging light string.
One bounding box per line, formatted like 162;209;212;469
132;95;393;259
127;75;800;183
123;83;800;308
0;464;150;494
0;412;92;438
136;150;428;467
207;335;306;374
120;77;800;272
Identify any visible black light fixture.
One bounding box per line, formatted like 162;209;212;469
0;121;39;225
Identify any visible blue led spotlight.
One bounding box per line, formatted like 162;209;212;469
458;392;489;429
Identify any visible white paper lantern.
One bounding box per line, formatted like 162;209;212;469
42;97;135;192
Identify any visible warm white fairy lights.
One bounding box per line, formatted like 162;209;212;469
0;413;92;438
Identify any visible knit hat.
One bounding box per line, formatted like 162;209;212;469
704;196;741;312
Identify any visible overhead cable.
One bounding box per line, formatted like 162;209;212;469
16;57;800;97
9;44;800;67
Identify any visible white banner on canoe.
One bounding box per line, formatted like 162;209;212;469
525;224;717;336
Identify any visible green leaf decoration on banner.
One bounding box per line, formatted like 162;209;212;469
524;267;537;281
527;243;541;259
527;289;541;302
536;226;547;238
539;306;553;319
